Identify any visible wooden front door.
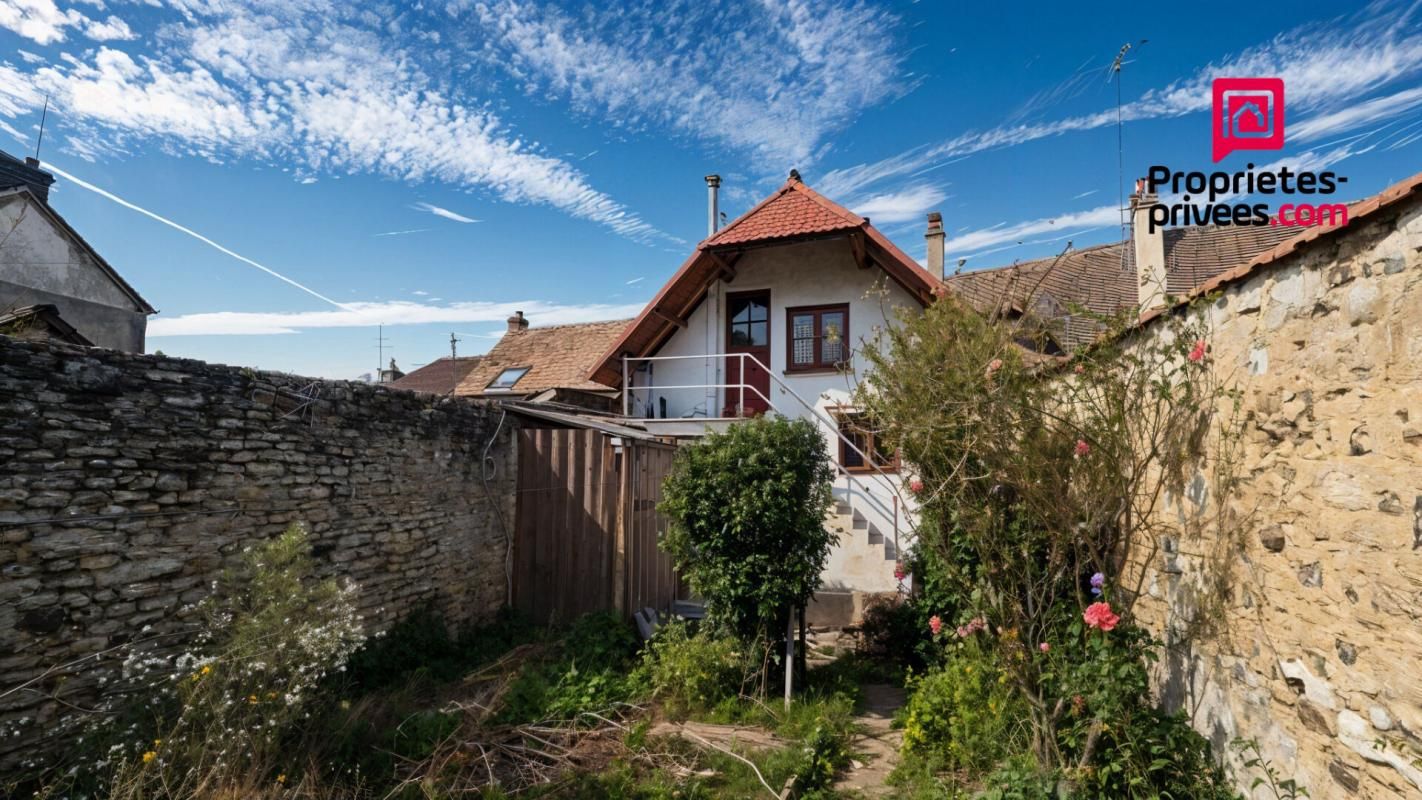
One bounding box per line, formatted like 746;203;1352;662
725;290;771;416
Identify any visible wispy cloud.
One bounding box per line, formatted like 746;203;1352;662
625;277;644;285
819;2;1422;198
467;0;908;168
414;201;478;224
1072;189;1099;200
374;228;428;237
0;2;679;245
45;162;350;309
148;300;647;336
852;183;948;225
946;204;1121;261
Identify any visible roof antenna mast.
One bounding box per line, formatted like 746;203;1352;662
1109;40;1146;270
34;95;49;161
450;331;461;361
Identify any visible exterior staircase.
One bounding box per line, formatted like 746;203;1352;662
821;498;900;594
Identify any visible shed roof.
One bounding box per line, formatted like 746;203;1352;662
388;356;485;395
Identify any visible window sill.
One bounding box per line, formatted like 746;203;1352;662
843;466;899;475
784;366;853;376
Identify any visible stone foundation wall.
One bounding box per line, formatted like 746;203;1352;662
0;338;517;764
1133;201;1422;798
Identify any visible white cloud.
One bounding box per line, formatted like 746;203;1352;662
624;276;644;285
1072;189;1099;200
0;0;133;44
374;228;427;237
17;49;46;64
1291;85;1422;142
819;3;1422;198
0;1;679;245
469;0;908;168
148;299;647;336
414;201;478;223
80;13;134;40
0;0;84;44
852;183;948;225
946;204;1121;259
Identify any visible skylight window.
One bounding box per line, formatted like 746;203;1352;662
487;366;530;390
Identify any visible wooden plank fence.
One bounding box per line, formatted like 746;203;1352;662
512;428;682;623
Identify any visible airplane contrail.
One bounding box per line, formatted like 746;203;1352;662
41;162;351;311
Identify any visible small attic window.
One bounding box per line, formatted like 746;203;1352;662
487;366;530;390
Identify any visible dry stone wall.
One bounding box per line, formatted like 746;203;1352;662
0;339;516;765
1132;201;1422;798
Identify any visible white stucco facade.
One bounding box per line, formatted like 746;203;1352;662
624;237;923;593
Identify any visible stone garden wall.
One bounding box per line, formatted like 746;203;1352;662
1132;199;1422;799
0;339;517;766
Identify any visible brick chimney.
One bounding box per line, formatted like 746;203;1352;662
925;211;945;279
506;310;529;334
1130;179;1167;311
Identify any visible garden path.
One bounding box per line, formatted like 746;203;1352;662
834;683;906;797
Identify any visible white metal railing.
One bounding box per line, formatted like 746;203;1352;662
620;352;914;553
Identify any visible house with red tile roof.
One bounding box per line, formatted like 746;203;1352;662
590;171;942;599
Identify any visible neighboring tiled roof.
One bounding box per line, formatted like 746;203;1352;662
946;222;1298;347
388;356;484;395
458;319;632;397
1139;169;1422;327
704;177;863;247
589;175;943;386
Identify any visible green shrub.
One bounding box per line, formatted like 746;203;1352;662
901;638;1026;776
637;621;755;716
659;416;835;642
341;605;536;692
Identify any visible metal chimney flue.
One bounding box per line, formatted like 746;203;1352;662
705;174;721;236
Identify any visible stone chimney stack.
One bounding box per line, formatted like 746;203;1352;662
506;310;529;334
925;211;945;279
1130;179;1167;311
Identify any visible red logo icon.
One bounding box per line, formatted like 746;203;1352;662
1212;78;1284;162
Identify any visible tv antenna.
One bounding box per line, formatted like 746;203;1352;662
1109;40;1147;269
375;324;390;377
449;331;461;360
34;96;49;160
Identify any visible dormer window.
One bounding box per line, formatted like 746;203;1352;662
487;366;530;390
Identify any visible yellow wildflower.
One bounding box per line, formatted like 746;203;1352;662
141;751;157;764
276;774;287;784
248;694;259;704
153;739;162;748
200;665;211;676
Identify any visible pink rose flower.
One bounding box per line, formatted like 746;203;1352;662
1074;439;1090;458
1039;642;1050;653
1083;601;1120;632
909;479;924;494
1188;339;1207;363
894;561;907;581
929;615;943;636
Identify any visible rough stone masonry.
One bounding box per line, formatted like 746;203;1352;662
1131;196;1422;798
0;339;517;767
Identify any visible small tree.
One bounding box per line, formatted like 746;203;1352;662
659;416;836;644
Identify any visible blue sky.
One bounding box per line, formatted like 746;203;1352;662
2;0;1421;379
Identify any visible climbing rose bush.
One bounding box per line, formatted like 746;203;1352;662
857;290;1240;790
